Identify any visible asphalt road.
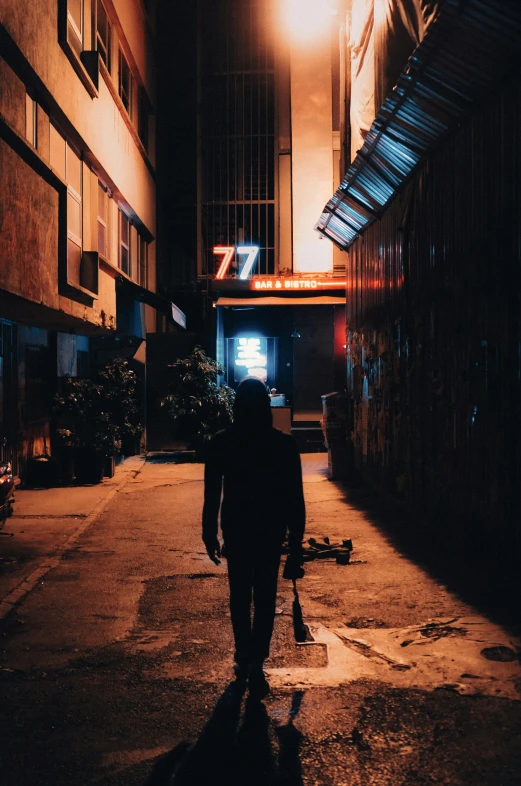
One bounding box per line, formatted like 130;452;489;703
1;454;520;785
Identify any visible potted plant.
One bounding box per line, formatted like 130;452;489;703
53;358;143;483
53;428;76;485
54;377;121;484
161;346;235;457
96;358;143;457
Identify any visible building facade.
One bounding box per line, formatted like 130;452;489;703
196;0;347;445
315;0;521;572
0;0;173;473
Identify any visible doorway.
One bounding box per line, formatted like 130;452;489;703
0;320;18;474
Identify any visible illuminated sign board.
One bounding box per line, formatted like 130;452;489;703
252;278;345;290
234;337;267;382
214;277;346;291
213;246;346;291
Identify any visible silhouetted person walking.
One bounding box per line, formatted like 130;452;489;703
203;377;305;695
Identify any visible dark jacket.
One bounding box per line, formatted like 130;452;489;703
202;425;305;550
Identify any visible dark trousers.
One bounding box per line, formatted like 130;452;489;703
226;540;282;663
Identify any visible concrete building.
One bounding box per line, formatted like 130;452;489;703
194;0;347;447
314;0;521;578
0;0;181;474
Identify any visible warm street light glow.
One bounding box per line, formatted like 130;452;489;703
279;0;337;43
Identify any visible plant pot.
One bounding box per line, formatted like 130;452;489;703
25;455;60;488
54;445;76;485
74;448;106;485
121;434;141;456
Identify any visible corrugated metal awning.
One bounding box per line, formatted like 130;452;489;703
215;296;346;307
316;0;521;250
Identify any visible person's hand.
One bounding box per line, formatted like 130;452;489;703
204;536;222;565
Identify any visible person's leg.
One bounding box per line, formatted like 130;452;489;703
250;546;282;664
226;548;254;667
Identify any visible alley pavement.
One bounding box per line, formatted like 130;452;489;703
0;453;520;785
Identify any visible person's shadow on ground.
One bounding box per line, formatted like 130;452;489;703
146;683;304;786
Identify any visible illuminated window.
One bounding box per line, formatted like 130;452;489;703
118;49;132;114
67;0;83;57
25;93;37;148
96;0;111;71
119;209;130;275
97;182;110;259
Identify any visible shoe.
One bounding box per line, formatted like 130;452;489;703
233;661;249;683
248;664;270;699
233;655;251;683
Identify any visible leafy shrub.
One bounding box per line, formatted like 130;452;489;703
54;358;142;455
161;346;235;449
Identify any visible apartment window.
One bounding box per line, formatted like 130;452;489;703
66;144;83;285
67;0;83;57
138;90;149;150
97;182;110;258
138;235;148;288
118;50;132;114
119;210;130;275
96;0;111;70
25;94;37;148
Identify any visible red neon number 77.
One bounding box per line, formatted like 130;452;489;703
213;245;260;279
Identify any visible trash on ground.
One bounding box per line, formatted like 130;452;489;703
283;536;365;565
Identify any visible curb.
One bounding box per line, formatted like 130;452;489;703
0;463;143;621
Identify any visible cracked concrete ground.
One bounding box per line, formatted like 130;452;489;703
0;454;520;785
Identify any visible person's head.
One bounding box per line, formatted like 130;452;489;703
233;376;272;430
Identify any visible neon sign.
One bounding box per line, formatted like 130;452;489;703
213;245;260;280
213;246;235;280
234;337;268;382
235;337;267;370
237;246;259;280
253;278;345;290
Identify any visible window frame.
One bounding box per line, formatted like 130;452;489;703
67;0;84;57
118;208;131;275
25;93;37;148
137;89;149;150
138;234;148;288
97;181;110;260
66;143;83;286
118;49;132;115
96;0;111;71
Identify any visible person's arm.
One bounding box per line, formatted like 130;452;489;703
287;439;306;556
202;438;223;564
282;438;306;580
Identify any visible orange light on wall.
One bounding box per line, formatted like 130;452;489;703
213;246;235;279
279;0;337;44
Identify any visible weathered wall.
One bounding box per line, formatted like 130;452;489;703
0;140;59;305
345;73;521;557
112;0;156;101
1;0;155;233
0;56;25;135
290;36;333;274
